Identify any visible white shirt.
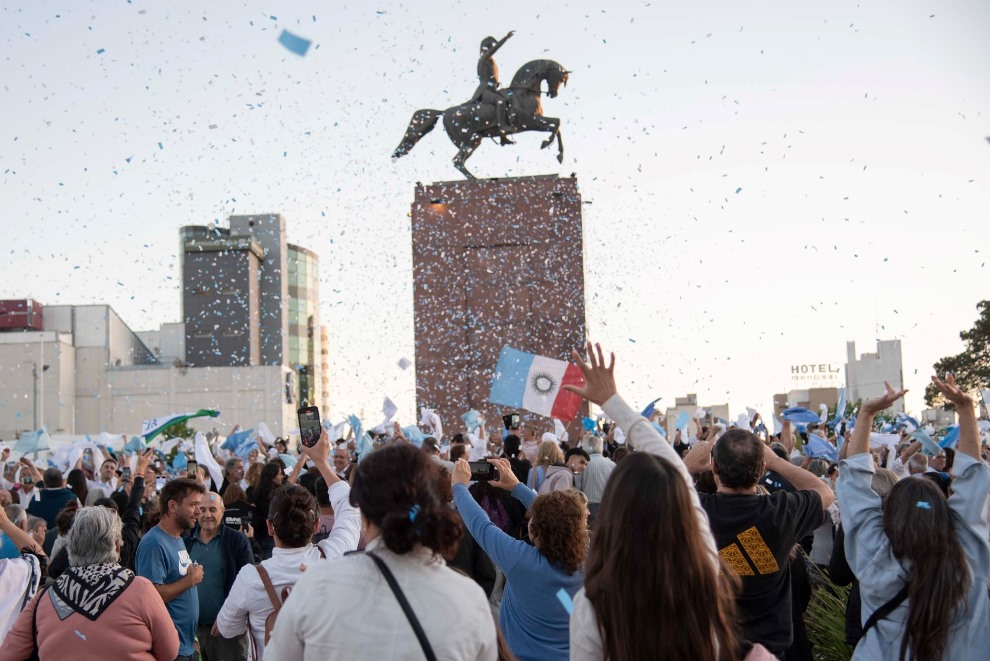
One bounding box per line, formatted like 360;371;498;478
215;480;361;658
520;439;539;463
466;432;487;462
87;477;118;492
16;487;41;505
264;538;497;661
888;456;909;480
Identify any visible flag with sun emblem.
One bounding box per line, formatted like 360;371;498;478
488;346;586;422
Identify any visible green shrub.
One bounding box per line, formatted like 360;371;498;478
805;567;854;661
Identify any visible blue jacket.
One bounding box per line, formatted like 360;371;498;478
454;482;583;661
26;487;78;528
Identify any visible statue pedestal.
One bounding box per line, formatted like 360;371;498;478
410;175;589;438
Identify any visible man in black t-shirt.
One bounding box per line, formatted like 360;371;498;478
687;429;834;656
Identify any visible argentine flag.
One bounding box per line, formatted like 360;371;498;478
488;346;585;422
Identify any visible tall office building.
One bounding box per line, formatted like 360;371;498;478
410;175;588;436
181;214;323;408
286;244;322;407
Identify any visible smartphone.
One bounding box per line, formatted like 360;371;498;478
21;474;33;486
155;476;167;492
186;461;198;476
121;467;132;481
502;414;520;430
298;405;321;448
468;461;498;482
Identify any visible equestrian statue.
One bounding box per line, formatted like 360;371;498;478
392;31;570;179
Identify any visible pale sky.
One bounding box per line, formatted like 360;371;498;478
2;0;989;427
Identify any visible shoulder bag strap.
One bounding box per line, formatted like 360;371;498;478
30;587;49;661
863;583;909;634
366;552;438;661
254;564;282;609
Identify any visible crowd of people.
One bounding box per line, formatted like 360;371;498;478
0;340;988;660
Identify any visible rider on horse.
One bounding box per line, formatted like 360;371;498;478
471;31;515;144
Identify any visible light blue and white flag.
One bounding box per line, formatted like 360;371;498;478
349;414;374;461
912;428;942;457
14;427;51;455
805;433;839;462
939;425;960;449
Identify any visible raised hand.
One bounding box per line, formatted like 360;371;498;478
487;457;520;491
562;341;617;406
300;428;331;464
682;439;714;474
135;448;154;476
860;380;908;415
930;372;973;408
451;458;472;486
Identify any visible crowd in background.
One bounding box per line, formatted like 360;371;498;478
0;341;988;661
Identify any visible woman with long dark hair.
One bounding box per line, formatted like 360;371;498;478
66;469;89;507
563;342;771;661
838;375;990;660
264;443;497;660
251;460;284;558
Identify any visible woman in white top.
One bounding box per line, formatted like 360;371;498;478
264;443;497;661
565;342;773;661
215;430;360;658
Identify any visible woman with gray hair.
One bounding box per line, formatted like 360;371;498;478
0;506;178;661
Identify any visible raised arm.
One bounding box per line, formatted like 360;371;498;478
286;453;306;485
847;381;908;458
452;458;533;574
931;373;980;460
0;504;44;556
929;373;990;550
300;429;360;556
563;341;719;563
487;30;514;56
781;420;795;455
762;445;835;510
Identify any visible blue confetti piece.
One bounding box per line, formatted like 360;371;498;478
157;142;163;150
269;15;277;21
96;48;105;54
278;29;312;56
556;588;574;614
735;187;742;194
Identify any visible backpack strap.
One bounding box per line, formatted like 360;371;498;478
254;564;282;610
364;552;438;661
863;583;909;634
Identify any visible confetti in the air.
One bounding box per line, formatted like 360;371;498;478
278;29;312;57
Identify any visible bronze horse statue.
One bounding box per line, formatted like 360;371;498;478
392;59;570;179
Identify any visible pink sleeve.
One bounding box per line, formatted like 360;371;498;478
136;578;179;661
0;592;43;661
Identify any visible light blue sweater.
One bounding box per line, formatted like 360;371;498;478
453;482;583;661
837;452;990;660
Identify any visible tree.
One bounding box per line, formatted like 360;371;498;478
925;300;990;409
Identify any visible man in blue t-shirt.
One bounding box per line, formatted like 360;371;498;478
136;478;206;661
